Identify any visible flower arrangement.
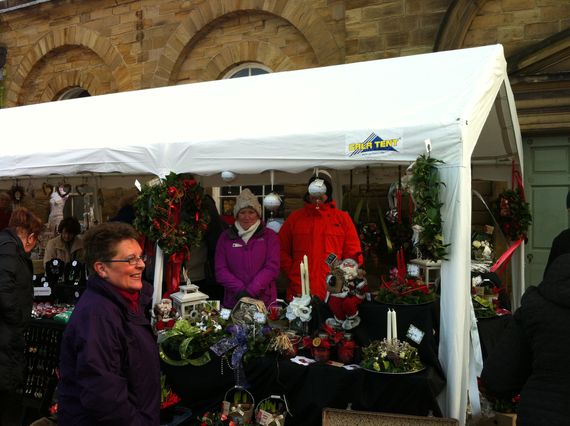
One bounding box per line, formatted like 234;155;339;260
376;267;436;305
492;188;531;242
472;236;493;261
409;154;449;261
133;172;210;256
199;411;236;426
160;374;181;410
360;338;424;373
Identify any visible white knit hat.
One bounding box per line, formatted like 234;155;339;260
233;188;262;218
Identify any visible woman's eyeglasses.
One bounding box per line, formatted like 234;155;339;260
102;255;147;265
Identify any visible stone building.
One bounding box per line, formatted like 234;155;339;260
0;0;569;280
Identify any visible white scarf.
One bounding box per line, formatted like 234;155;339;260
235;219;261;244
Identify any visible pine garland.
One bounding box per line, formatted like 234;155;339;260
409;154;449;261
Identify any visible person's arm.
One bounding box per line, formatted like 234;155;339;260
279;218;294;280
0;246;24;325
248;229;280;297
214;234;246;293
72;314;150;424
341;213;364;265
43;238;57;264
480;307;532;399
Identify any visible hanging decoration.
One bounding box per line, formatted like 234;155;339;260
409;154;449;261
489;161;531;274
221;171;237;183
134;172;210;294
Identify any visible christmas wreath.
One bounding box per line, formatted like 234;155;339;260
492;188;531;242
133;172;210;257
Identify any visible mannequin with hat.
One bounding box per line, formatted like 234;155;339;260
215;188;280;308
544;189;570;277
279;171;363;301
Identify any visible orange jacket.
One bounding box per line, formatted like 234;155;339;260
279;201;363;300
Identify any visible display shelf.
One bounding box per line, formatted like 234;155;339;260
22;319;66;418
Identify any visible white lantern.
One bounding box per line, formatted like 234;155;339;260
170;284;209;323
308;178;327;197
263;192;282;211
221;171;236;183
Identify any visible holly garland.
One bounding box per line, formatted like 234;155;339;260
134;172;210;257
409;154;449;261
492;188;531;242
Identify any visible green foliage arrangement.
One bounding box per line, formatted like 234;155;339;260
133;172;210;256
360;339;424;373
410;154;449;261
158;318;226;367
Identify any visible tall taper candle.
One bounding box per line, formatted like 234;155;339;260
391;309;397;340
386;310;390;339
300;262;306;296
303;255;310;295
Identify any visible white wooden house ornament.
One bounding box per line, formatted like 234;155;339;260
170;284;209;322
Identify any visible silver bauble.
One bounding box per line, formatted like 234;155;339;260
221;171;236;182
308;178;327;197
263;192;282;211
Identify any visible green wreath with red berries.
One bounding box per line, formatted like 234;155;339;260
492;188;531;242
133;172;210;256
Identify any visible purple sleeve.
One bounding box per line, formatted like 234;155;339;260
215;233;246;292
248;228;280;297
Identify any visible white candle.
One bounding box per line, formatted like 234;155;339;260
303;255;310;296
391;309;398;340
300;262;306;296
386;310;390;340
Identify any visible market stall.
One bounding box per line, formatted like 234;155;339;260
0;44;524;424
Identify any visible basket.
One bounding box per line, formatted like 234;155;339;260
267;299;288;329
231;297;267;327
254;394;290;426
222;386;255;424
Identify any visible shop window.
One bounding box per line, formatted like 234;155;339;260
219;185;284;224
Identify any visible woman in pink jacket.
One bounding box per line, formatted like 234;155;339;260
215;189;280;308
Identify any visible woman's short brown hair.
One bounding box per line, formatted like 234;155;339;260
8;207;44;236
82;222;140;273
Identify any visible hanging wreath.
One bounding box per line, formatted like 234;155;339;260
133;172;210;257
492;188;531;242
409;154;449;261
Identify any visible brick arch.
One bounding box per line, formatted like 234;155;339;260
152;0;342;87
6;26;133;107
39;70;103;103
434;0;486;51
200;40;296;81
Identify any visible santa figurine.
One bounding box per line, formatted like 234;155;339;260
153;298;179;332
325;258;368;330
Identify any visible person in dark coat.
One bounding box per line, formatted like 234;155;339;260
543;189;570;277
0;207;44;426
58;222;160;425
481;253;570;426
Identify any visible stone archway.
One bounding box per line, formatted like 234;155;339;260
152;0;342;87
39;70;103;103
6;26;133;107
434;0;486;51
200;40;296;81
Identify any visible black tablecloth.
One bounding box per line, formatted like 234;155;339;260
162;354;445;426
477;314;512;360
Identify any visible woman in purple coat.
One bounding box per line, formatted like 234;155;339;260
58;222;160;425
215;188;280;308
